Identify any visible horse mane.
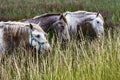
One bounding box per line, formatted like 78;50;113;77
0;21;30;53
65;11;104;21
19;13;60;22
0;21;30;35
0;21;45;34
19;13;61;32
33;13;60;19
0;21;45;53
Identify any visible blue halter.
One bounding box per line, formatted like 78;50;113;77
30;30;47;50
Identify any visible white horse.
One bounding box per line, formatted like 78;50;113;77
0;21;50;54
54;11;104;39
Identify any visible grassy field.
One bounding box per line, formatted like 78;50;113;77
0;0;120;80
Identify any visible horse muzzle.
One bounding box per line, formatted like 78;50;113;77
97;32;104;38
39;42;51;53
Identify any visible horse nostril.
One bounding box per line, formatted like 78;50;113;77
48;49;51;52
46;48;51;53
47;46;51;52
66;38;70;42
98;33;103;38
102;32;104;35
66;39;69;42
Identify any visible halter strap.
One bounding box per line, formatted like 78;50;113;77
30;30;47;50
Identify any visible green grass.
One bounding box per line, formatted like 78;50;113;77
1;30;120;80
0;0;120;80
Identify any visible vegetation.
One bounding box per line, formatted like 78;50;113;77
0;0;120;80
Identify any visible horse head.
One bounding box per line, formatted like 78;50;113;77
53;14;70;42
29;23;51;53
84;12;104;37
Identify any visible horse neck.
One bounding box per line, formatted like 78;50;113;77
65;12;97;23
64;12;97;34
3;26;29;43
25;15;60;32
41;15;60;32
84;14;96;19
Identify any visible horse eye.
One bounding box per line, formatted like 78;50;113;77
36;35;40;38
97;21;100;24
61;26;64;29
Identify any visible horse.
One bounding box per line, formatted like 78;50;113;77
21;13;70;42
53;11;104;39
0;21;50;54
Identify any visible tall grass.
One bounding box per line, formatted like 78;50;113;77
1;29;120;80
0;0;120;80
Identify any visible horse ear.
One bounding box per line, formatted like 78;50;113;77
59;14;67;24
30;24;33;30
96;12;99;17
